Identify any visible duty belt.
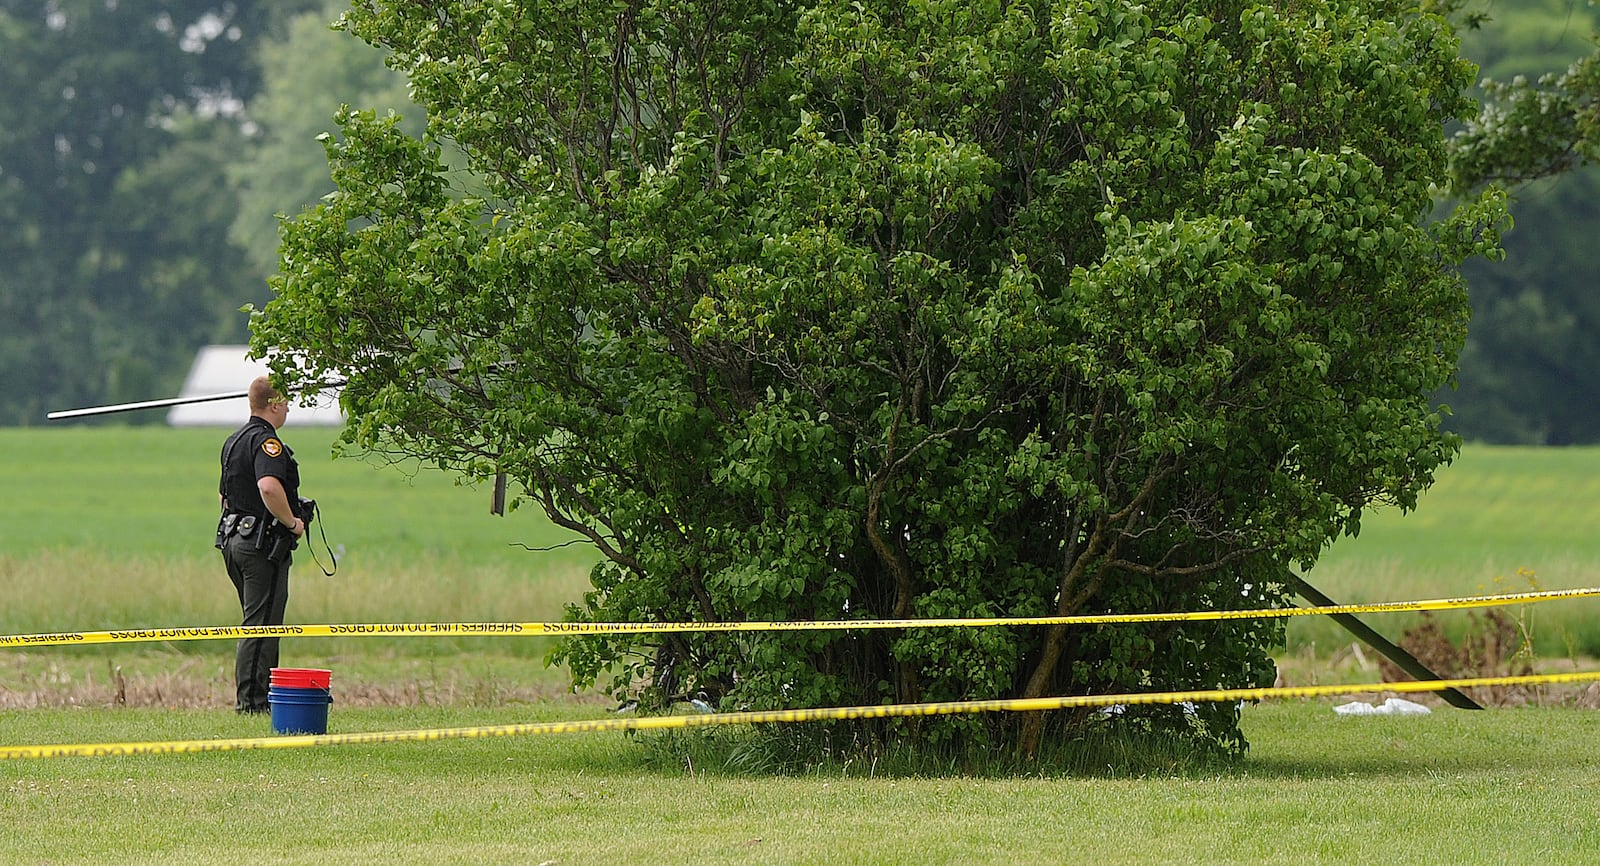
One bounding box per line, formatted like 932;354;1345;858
214;512;263;549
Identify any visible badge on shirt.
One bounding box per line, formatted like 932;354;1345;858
261;438;283;458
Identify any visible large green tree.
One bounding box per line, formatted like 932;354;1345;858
258;0;1503;758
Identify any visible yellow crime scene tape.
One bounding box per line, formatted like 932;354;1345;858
3;585;1599;648
5;670;1598;760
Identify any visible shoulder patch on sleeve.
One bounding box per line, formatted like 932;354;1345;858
261;438;283;458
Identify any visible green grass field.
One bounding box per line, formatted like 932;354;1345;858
0;425;595;639
1293;445;1600;655
5;427;1600;863
5;427;1598;651
0;425;592;566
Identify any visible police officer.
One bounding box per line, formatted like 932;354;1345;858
216;376;306;714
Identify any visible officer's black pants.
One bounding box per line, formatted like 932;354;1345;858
222;534;291;713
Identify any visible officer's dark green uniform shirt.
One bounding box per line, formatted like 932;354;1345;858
220;416;299;517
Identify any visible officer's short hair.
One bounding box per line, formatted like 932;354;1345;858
248;376;285;413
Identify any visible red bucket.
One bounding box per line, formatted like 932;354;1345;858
270;667;332;689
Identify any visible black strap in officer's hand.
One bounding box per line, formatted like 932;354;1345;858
298;502;338;577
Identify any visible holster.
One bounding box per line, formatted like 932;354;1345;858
214;513;237;550
262;519;298;563
215;513;255;550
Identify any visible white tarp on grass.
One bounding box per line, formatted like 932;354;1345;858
1332;697;1432;716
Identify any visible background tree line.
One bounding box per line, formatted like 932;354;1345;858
0;0;406;423
0;0;1596;440
1445;0;1600;444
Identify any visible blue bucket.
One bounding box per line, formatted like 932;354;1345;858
268;685;333;735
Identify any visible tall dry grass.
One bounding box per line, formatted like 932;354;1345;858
2;548;592;635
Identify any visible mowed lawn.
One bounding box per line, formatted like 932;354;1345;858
4;701;1600;865
5;428;1600;863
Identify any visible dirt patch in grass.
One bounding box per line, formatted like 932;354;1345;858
1373;608;1540;706
0;652;609;711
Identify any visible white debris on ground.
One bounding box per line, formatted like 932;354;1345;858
1332;697;1433;716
